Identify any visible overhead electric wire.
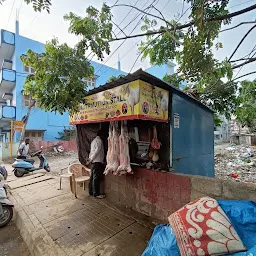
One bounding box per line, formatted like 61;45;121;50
113;0;140;33
229;0;255;10
91;0;141;67
111;3;256;41
94;0;157;75
233;44;256;80
97;0;170;76
129;0;189;73
129;34;161;73
114;1;153;37
6;0;16;29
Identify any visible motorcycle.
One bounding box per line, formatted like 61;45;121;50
53;142;64;153
12;149;51;178
0;183;14;228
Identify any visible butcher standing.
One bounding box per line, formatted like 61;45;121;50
87;130;106;199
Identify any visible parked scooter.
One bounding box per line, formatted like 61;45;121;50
0;166;7;182
12;148;51;177
0;183;14;227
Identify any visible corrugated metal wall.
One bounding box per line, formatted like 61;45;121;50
171;93;214;177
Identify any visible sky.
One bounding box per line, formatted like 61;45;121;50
0;0;255;80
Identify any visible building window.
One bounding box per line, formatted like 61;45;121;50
215;134;220;140
84;77;96;88
24;131;44;142
22;95;37;107
24;65;35;74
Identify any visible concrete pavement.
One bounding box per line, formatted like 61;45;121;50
0;221;30;256
7;169;154;256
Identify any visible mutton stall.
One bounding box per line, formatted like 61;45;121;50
70;69;214;220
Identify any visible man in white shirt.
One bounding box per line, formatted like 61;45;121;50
88;130;106;199
17;138;30;159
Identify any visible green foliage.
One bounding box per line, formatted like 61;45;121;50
108;74;125;82
141;1;230;82
138;0;236;118
21;38;94;115
200;79;238;118
162;74;183;88
235;80;256;132
61;0;245;122
57;127;76;141
24;0;51;12
0;0;51;12
64;3;113;61
140;19;184;65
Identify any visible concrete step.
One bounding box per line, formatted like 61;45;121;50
8;175;53;189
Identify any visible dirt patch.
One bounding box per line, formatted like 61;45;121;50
215;144;256;183
46;151;78;175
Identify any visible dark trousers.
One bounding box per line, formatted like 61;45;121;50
17;156;26;159
88;162;104;196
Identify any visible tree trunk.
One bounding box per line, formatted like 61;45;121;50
19;100;36;145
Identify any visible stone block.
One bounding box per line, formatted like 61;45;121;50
151;207;170;222
135;201;152;216
190;189;208;201
222;181;256;201
172;173;191;189
191;175;222;197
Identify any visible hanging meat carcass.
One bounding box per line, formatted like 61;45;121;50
151;126;160;150
104;122;120;175
150;126;161;162
117;121;133;175
104;123;113;175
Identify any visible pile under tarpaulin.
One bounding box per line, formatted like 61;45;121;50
142;200;256;256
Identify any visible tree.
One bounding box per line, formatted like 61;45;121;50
64;1;256;122
64;4;113;61
0;0;51;12
162;74;184;88
235;80;256;133
21;38;94;115
56;126;76;141
19;99;35;145
108;74;125;82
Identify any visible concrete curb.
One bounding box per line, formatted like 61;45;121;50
10;193;67;256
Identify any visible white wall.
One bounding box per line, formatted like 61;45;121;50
0;142;19;160
214;116;231;143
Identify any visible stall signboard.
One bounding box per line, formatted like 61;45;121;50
69;79;169;124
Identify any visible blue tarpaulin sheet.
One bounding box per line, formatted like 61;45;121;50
142;200;256;256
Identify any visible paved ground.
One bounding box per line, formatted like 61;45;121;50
0;145;232;255
0;221;30;256
7;165;154;256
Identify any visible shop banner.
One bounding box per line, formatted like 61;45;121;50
70;79;169;124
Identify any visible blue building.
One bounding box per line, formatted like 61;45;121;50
0;20;181;150
0;21;128;145
145;62;187;90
